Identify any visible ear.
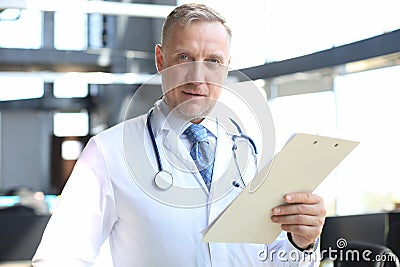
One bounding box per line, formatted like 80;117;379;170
155;44;163;73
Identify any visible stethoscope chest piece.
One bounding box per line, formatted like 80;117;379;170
154;170;174;190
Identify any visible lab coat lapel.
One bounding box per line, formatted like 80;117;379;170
212;128;232;181
209;125;236;199
162;130;210;193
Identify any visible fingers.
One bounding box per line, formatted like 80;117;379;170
283;192;322;205
272;192;325;217
271;213;324;226
272;203;317;217
270;192;326;248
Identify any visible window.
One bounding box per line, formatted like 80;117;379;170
0;9;42;49
264;0;400;61
53;112;89;137
53;74;88;98
0;76;44;101
334;65;400;214
54;10;88;50
269;91;337;149
61;140;84;160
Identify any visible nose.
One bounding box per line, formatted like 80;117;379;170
186;61;206;84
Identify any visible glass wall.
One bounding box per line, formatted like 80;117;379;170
268;65;400;215
179;0;400;67
264;0;400;62
334;65;400;215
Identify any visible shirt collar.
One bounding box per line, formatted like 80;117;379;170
151;99;191;138
152;99;218;138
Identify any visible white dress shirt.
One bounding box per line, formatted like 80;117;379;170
32;100;320;267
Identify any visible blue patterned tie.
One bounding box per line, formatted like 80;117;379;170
184;124;215;190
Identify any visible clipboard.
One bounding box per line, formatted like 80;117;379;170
202;133;359;244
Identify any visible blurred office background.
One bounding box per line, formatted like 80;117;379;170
0;0;399;264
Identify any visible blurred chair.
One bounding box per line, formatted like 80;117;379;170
0;210;50;262
335;241;400;267
0;205;35;215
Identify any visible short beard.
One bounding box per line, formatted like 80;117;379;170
163;95;215;122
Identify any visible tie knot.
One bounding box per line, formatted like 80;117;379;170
183;124;208;143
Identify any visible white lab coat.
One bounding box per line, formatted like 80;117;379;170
32;100;319;267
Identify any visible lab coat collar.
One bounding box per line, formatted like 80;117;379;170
154;99;218;138
151;99;180;138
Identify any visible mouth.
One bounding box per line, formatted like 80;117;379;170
182;90;207;98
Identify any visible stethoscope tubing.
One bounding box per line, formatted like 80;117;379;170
146;107;257;190
147;108;163;172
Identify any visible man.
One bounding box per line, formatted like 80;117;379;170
33;3;325;266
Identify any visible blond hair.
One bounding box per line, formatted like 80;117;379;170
161;3;232;47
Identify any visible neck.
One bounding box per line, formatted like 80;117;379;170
190;118;204;124
161;98;207;125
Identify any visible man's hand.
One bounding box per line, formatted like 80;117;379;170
271;192;326;249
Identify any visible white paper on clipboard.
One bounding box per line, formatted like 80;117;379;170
202;133;359;244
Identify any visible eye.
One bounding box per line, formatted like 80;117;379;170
177;54;190;61
206;58;222;64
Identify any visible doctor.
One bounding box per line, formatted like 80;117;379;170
32;3;325;266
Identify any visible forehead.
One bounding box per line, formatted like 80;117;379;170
163;21;230;50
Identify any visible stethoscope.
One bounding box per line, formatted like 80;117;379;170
146;108;258;190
